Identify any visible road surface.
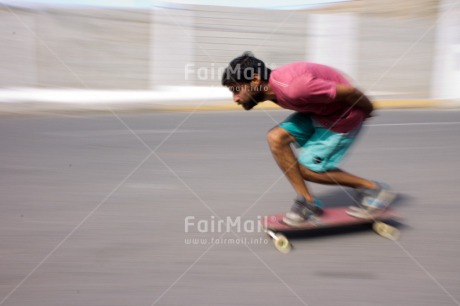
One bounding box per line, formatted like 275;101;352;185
1;109;459;306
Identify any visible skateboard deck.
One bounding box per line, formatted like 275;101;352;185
263;207;399;232
261;207;400;253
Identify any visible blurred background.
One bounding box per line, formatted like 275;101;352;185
1;2;460;306
1;0;460;108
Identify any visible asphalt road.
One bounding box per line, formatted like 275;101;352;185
1;109;460;306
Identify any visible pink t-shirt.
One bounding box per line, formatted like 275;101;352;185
269;62;368;133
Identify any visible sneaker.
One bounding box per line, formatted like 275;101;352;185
360;181;396;210
346;206;386;219
347;181;396;219
283;195;324;227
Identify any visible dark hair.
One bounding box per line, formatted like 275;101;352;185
221;51;271;86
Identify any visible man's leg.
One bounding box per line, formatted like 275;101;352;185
296;124;396;215
266;126;315;203
267;126;377;191
267;125;325;225
299;166;378;190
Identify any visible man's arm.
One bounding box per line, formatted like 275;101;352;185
335;84;374;115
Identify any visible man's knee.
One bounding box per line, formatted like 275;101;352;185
266;127;294;148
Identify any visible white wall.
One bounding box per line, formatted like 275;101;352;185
431;0;460;101
308;13;358;80
150;8;195;88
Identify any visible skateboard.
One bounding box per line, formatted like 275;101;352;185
260;207;400;253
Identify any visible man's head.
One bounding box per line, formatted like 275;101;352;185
221;52;271;110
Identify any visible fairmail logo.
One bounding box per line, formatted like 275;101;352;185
184;216;268;233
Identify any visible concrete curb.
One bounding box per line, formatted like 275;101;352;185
0;87;453;115
155;99;446;111
0;99;450;116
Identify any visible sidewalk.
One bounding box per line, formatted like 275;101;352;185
0;86;446;115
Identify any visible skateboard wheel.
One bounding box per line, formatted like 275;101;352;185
373;221;400;240
273;234;291;254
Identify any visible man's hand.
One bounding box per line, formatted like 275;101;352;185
335;84;374;117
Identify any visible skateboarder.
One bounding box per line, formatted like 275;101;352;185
221;52;396;226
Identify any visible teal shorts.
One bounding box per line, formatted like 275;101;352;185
279;113;361;173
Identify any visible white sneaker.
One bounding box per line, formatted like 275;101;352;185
358;182;396;209
347;182;397;219
346;206;387;219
